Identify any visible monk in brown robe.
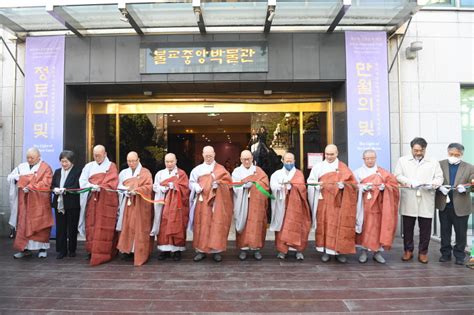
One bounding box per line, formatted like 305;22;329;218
232;150;269;261
151;153;190;261
116;152;154;266
307;144;358;263
189;146;233;262
354;149;400;264
79;145;119;266
8;147;53;259
270;152;311;261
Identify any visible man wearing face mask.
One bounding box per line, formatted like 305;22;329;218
270;152;311;260
435;143;474;266
307;144;358;263
394;137;443;264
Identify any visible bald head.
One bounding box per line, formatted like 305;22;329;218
240;150;253;168
362;149;377;168
283;152;295;163
93;144;107;164
164;153;177;170
324;144;338;163
26;147;41;166
202;146;215;165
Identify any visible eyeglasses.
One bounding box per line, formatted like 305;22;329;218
241;158;252;161
127;159;139;163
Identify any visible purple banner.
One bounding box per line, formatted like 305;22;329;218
24;36;65;239
345;31;390;170
24;36;64;170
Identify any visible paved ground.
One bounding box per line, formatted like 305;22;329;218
0;236;473;314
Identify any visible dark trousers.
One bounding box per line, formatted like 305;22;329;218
402;215;432;255
55;207;80;255
439;207;469;260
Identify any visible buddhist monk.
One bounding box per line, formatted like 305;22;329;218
354;149;400;264
307;144;358;263
232;150;269;261
116;151;154;266
8;147;53;259
78;145;119;266
188;146;233;262
270;152;311;261
151;153;190;261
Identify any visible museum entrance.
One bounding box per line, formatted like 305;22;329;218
88;101;331;177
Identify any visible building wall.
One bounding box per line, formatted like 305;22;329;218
0;27;25;235
389;10;474;166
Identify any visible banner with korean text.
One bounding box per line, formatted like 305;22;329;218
345;31;390;170
24;36;65;238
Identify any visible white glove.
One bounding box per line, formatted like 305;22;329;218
439;186;450;195
410;180;421;189
212;181;218;189
53;187;61;195
168;182;174;190
91;184;100;192
195;185;203;194
159;185;169;193
59;188;65;194
130;190;137;195
457;185;467;193
286;183;292;190
23;187;29;193
337;182;344;190
378;184;385;191
243;182;253;189
124;191;131;198
363;184;372;192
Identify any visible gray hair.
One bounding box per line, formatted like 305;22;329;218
59;150;75;163
27;147;41;157
362;149;377;158
447;143;464;153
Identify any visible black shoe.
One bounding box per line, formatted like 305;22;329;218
238;250;247;261
85;253;91;260
212;253;223;262
9;227;16;239
193;253;206;262
172;251;182;261
455;258;465;266
68;252;76;257
439;255;451;262
158;251;171;261
56;252;67;259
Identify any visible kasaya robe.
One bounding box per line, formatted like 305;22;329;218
232;165;269;250
270;167;311;254
309;160;358;255
9;161;53;251
189;162;233;253
151;168;190;251
79;158;119;266
354;166;400;251
116;165;154;266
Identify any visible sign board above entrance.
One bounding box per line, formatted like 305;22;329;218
140;42;268;74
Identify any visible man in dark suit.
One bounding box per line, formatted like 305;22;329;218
52;150;82;259
436;143;474;266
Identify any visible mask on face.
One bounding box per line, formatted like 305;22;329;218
448;156;461;165
284;163;294;171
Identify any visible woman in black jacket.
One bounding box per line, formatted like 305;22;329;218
51;150;82;259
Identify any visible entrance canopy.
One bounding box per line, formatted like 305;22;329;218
0;0;423;37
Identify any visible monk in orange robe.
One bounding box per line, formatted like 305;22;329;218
189;146;233;263
270;152;311;261
354;149;400;264
8;147;54;259
307;144;358;263
116;151;154;266
232;150;269;261
79;145;119;266
151;153;190;261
